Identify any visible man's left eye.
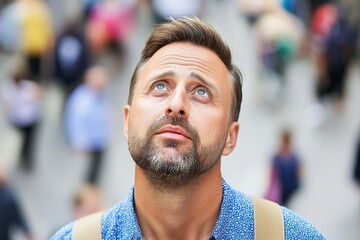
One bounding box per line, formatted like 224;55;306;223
195;88;209;97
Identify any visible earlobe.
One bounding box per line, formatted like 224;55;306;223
222;122;240;156
124;105;131;140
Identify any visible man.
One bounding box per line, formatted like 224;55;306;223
52;17;324;239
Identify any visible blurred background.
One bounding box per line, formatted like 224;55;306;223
0;0;359;239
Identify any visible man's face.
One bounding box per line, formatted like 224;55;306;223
124;42;239;186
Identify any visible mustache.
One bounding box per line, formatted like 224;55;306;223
147;116;199;144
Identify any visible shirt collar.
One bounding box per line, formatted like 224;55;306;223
210;180;254;239
118;187;143;239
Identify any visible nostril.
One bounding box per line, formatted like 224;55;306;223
179;110;185;116
165;108;172;115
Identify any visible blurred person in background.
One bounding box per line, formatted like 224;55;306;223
321;3;358;111
309;2;357;113
85;0;136;60
353;126;360;192
0;0;22;53
73;184;105;220
265;128;302;206
0;163;33;240
54;17;90;104
255;4;304;107
150;0;204;23
52;17;323;239
17;0;54;83
49;184;105;238
64;66;111;184
1;56;42;171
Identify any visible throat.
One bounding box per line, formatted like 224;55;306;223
137;196;219;240
134;172;223;240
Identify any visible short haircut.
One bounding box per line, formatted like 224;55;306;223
127;17;243;121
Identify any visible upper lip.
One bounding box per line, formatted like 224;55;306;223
156;125;191;140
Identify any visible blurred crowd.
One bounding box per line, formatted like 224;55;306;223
0;0;359;239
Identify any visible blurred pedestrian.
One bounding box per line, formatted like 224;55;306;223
353;127;360;189
54;18;90;103
1;56;42;171
0;0;22;53
49;183;105;238
323;9;357;109
85;0;136;58
17;0;54;82
256;6;304;106
0;163;33;240
266;128;302;206
310;3;357;110
64;66;111;184
73;184;104;220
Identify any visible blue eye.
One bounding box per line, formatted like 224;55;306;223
154;83;166;91
195;88;209;97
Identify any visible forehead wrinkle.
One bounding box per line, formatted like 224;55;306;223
144;42;230;90
153;54;219;77
153;42;227;67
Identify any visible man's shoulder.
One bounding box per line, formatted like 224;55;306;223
281;206;324;239
222;181;324;239
101;196;142;238
50;201;128;240
50;222;74;240
50;193;139;240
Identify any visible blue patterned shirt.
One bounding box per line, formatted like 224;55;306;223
51;180;324;239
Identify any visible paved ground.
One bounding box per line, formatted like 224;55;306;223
0;1;360;239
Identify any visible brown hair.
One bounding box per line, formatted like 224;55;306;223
127;17;243;121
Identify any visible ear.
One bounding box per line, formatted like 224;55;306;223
124;105;131;141
222;122;240;156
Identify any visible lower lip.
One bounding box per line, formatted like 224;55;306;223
158;132;189;141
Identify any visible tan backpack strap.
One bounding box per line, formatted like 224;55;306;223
252;196;284;240
72;211;104;240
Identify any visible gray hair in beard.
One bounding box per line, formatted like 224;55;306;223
128;116;224;188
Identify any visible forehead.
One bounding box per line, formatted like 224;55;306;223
138;42;229;83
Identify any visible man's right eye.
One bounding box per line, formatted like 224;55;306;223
153;82;167;91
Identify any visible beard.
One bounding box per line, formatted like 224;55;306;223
127;116;227;188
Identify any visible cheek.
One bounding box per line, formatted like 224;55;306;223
131;100;163;129
192;109;229;144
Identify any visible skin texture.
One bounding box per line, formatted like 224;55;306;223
123;42;239;239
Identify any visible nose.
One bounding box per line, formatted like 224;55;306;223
164;87;189;119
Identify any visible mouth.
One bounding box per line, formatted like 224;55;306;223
155;125;191;141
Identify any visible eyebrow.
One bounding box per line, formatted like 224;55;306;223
190;72;210;86
151;71;175;80
189;72;218;95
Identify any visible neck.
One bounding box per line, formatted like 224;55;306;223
134;162;223;240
